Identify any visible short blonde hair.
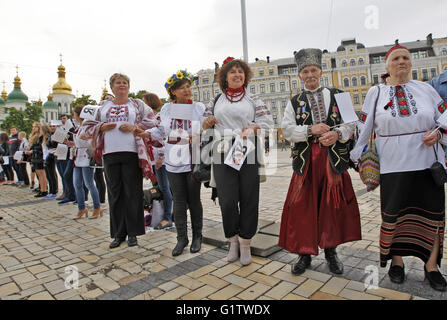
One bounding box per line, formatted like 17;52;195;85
109;73;130;87
18;131;26;139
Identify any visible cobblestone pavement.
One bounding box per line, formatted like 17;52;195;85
1;149;446;300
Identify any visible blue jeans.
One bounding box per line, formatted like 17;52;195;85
155;165;173;221
73;167;100;210
56;160;68;193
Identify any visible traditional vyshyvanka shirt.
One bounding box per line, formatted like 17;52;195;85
100;101;138;155
204;93;273;135
281;86;355;143
351;80;447;174
151;102;205;174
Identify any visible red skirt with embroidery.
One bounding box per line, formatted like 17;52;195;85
278;143;362;255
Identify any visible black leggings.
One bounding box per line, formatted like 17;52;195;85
45;158;58;194
166;171;203;240
1;164;14;181
94;168;106;203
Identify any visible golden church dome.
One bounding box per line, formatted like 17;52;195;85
52;64;72;95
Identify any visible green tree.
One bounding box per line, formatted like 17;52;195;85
1;102;43;135
128;90;148;99
73;95;97;107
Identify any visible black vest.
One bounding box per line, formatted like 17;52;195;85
291;87;351;175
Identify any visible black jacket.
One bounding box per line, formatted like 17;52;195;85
9;134;21;155
30;136;44;164
290;88;352;175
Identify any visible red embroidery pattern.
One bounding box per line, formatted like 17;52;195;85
438;101;447;114
395;85;411;117
106;105;130;123
359;112;367;123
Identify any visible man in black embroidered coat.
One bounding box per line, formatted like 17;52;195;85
278;48;362;276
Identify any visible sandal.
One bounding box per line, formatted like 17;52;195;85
154;220;173;230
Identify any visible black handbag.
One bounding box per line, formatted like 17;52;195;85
143;186;163;207
429;144;447;187
192;131;213;183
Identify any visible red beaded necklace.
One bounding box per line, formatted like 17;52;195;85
224;87;246;103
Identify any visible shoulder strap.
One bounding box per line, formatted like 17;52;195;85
212;94;222;115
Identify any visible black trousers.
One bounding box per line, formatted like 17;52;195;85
19;163;29;185
166;171;203;241
45;157;58;194
213;160;260;240
1;164;14;181
94;168;106;203
12;159;21;182
104;152;144;239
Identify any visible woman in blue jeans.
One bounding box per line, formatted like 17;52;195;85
143;93;173;229
72;105;102;220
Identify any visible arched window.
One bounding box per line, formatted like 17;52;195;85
352;77;358;87
350;59;356;66
360;76;366;86
359;58;364;65
344;78;350;87
342;60;347;68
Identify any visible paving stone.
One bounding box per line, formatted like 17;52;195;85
156;286;190;300
107;269;131;282
300;269;332;283
81;288;104;300
127;279;154;293
156;270;178;281
12;272;37;285
172;275;204;290
247;272;281;287
283;293;309;300
182;285;219;300
0;282;20;298
93;277;121;292
211;264;240;278
44;279;68;295
320;277;350;296
345;280;367;292
257;261;285;276
310;291;346;300
271;270;307;285
159;281;179;292
197;274;230;290
96;292;121;300
237;283;270;300
112;285;139;300
27;265;50;275
265;281;297;299
293;279;325;298
187;265;218;279
208;284;244;300
27;291;54;300
366;287;412;300
338;288;382;300
259;222;281;236
223;274;255;289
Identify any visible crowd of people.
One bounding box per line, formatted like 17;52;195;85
1;45;447;293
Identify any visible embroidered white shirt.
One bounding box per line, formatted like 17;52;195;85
351;80;447;174
100;101;137;155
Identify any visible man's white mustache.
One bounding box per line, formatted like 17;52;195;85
305;78;318;83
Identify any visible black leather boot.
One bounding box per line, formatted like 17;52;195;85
172;238;189;256
190;234;202;253
291;255;312;275
324;248;343;274
109;237;126;249
127;236;138;247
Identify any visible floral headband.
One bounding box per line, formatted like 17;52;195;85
223;57;235;65
164;70;194;92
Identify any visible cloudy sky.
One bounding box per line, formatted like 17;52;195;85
1;0;446;103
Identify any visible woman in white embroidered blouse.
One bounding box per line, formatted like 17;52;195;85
351;45;447;291
202;57;274;266
137;71;205;257
83;73;159;250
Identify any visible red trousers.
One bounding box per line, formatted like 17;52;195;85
278;143;362;255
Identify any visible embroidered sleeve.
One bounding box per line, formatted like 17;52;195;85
252;95;274;131
280;100;309;142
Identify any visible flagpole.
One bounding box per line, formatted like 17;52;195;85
241;0;248;62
